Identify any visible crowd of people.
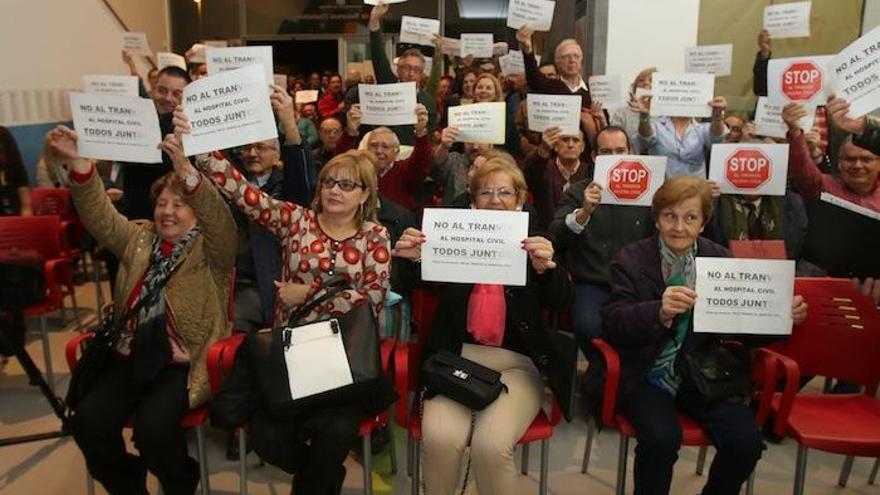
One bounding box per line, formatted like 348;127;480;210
1;2;879;495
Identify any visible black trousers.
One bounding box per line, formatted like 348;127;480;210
621;379;764;495
71;355;197;495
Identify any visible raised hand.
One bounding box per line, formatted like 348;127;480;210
523;236;556;274
709;96;728;118
827;95;867;135
440;127;459;149
581;182;602;216
45;125;80;165
368;2;389;31
172;105;192;136
781;103;808;132
392;227;425;260
758;29;772;60
516;26;535;54
346;104;362;135
159;133;196;177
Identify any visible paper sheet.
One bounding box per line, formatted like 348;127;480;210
82;75;139;97
358;82;418;126
650;73;715;118
592;155;667;206
527;93;581;135
764;1;812;39
708;143;790;196
506;0;556;31
69;93;162;163
206;46;275;85
447;102;506;144
283;320;353;400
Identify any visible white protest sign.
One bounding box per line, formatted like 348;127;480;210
694;258;796;335
650;73;715;118
764;1;811;39
82;75;139;97
295;90;319;104
123;32;152;56
493;42;510;57
588;75;625;110
206;46;274;85
441;37;462;58
708;143;790;196
767;55;833;107
69;93;161;163
273;74;288;88
498;50;541;76
685;44;733;77
461;34;494;58
527;94;581;135
423;57;433;77
358;82;418;126
448;102;507;144
181;65;278;156
829;26;880;118
188;43;207;64
399;16;440;47
820;192;880;221
421;208;529;286
506;0;555;31
156;52;187;70
754;96;816;138
592;155;667;207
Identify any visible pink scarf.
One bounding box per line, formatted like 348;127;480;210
466;284;506;346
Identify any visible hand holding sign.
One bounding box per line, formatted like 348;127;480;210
159;134;195;178
392;227;426;260
523;236;556;274
45;125;82;168
827;95;867;135
660;286;698;324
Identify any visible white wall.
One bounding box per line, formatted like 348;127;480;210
604;0;701;88
864;0;880;32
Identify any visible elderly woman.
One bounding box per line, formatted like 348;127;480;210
45;126;235;495
610;66;657;153
394;154;574;495
594;176;807;495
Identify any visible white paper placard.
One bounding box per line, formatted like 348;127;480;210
506;0;555;31
650;73;715;118
588;75;625;110
493;42;510;57
767;55;833;107
82;75;139;97
685;44;733;77
527;94;581;135
283;320;353;400
423;58;433;77
753;96;816;138
828;26;880;118
447;102;507;144
764;1;812;39
203;40;229;48
498;50;541;76
592;155;667;206
123;32;152;56
156;52;187;70
441;37;461;58
694;258;796;335
69;93;162;163
181;65;278;155
421;208;529;286
206;46;274;85
295;90;320;104
708;143;790;196
461;34;494;58
187;43;207;64
358;82;418;126
399;15;440;47
820;192;880;221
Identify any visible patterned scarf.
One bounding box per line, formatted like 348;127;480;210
130;226;200;384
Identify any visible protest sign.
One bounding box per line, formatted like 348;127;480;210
498;50;541;75
448;102;506;144
754;96;816;138
708;143;790;196
650;73;715;118
358;82;418;126
588;75;625;110
441;37;461;58
829;26;880;118
461;34;494;58
685;44;733;77
506;0;555;31
694;258;796;335
69;93;161;163
764;1;811;39
527;94;581;135
421;208;529;286
156;52;187;70
399;16;440;46
767;56;833;107
592;155;667;206
206;46;274;85
188;44;207;64
295;90;319;104
181;65;278;155
123;32;151;56
82;75;139;97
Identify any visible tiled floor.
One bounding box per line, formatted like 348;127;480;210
0;281;878;494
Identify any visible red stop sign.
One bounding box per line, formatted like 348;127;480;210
725;149;771;190
782;61;823;101
608;160;651;201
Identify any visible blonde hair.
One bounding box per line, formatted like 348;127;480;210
473;73;504;102
468;153;528;206
311;150;380;224
651;176;714;226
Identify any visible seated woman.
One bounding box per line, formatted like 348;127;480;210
45;126;235;495
176;108;393;494
393;155;574;495
595;176;807;495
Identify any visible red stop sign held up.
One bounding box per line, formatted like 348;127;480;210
782;61;823;101
725;149;771;190
608;160;651;201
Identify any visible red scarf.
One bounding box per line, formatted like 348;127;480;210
466;284;506;346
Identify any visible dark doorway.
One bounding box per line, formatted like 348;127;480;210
245;38;338;77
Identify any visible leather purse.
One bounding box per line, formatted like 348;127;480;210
676;339;753;410
421;350;507;411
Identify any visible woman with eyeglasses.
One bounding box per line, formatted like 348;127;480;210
393;154;575;495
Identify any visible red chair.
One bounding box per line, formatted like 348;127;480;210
761;278;880;494
207;333;398;495
582;338;772;495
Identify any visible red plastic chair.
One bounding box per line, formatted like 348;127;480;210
761;278;880;494
582;338;772;495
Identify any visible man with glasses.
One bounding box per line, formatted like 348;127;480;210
524;126;591;232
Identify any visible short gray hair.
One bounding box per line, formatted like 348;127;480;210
554;39;582;60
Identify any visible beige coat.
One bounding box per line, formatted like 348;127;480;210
70;167;236;407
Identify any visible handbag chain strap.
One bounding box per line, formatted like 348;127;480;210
418;387;478;495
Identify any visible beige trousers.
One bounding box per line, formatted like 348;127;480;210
421;344;544;495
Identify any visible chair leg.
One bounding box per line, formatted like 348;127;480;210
696;445;708;475
363;433;373;495
411;440;420;495
68;287;83;329
521;443;530;475
793;445;808;495
39;315;54;394
869;457;879;484
239;428;248;495
581;417;596;474
616;434;629;495
195;424;210;495
539;439;549;495
389;425;398;474
838;455;855;487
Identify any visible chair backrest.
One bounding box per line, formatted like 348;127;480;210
410;286;439;342
0;215;63;260
777;277;880;392
31;188;74;220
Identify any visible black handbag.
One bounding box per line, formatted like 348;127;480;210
676;339;753;410
421;350;507;411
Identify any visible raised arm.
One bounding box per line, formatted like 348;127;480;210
402;105;432;191
368;3;397;84
782;103;825;200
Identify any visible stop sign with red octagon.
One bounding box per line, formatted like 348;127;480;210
782;61;823;101
608;160;651;201
725;149;771;190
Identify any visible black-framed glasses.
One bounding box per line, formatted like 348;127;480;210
321;177;364;192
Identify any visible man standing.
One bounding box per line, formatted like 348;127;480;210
524;127;591;232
